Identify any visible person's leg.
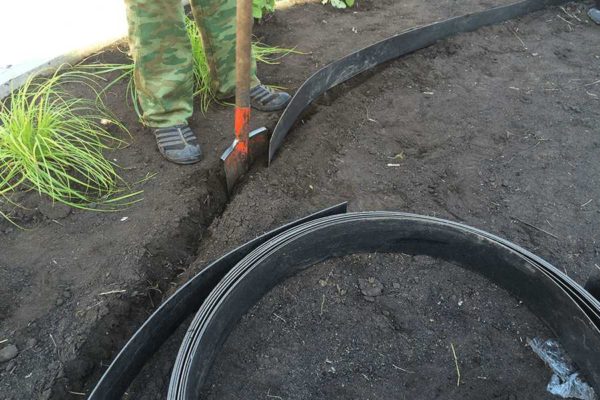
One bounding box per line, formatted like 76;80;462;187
589;0;600;24
124;0;194;127
124;0;202;164
189;0;258;98
190;0;291;110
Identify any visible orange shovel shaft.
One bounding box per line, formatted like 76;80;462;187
235;0;253;153
234;107;250;154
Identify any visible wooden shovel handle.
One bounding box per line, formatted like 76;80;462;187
235;0;253;110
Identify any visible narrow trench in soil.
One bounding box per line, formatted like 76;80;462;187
53;162;234;398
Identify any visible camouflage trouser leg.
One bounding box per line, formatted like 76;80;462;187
189;0;260;99
125;0;194;127
124;0;259;128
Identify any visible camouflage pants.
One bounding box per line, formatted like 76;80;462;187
124;0;259;127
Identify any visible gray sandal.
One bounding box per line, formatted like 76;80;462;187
250;85;291;112
154;124;203;165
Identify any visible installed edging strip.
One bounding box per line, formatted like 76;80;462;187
169;212;600;399
268;0;571;164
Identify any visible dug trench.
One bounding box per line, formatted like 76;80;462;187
1;0;600;399
48;163;230;399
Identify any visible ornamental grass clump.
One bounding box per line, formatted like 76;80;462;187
0;70;139;222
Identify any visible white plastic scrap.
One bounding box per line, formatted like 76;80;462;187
528;338;597;400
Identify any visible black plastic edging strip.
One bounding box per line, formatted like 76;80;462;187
170;212;600;399
438;216;600;324
268;0;571;164
87;203;348;400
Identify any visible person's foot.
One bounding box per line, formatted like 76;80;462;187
589;7;600;24
153;124;203;165
250;85;291;112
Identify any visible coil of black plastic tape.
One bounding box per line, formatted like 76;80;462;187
170;212;600;399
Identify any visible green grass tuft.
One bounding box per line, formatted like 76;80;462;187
185;16;216;113
252;41;302;65
0;69;141;224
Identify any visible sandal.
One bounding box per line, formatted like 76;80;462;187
250;85;291;112
153;124;203;165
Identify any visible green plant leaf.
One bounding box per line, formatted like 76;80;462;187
331;0;347;8
252;0;274;19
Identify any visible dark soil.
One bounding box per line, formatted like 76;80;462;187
1;0;600;399
202;254;553;400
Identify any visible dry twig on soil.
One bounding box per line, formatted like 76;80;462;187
511;216;559;240
98;289;127;296
451;343;461;387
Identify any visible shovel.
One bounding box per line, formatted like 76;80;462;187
221;0;268;193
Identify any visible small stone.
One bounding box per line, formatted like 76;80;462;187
392;283;401;289
55;298;64;306
359;277;384;297
0;345;18;363
363;296;375;302
25;339;37;349
63;290;72;299
382;310;390;317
